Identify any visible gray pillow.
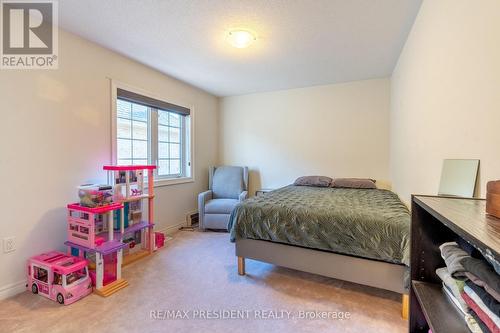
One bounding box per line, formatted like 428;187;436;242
293;176;333;187
331;178;377;189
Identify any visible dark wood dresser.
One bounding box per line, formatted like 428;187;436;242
410;195;500;333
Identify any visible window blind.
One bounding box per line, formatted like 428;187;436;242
117;88;190;116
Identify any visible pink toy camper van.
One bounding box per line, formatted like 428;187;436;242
27;251;92;305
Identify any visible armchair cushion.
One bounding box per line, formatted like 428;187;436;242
205;199;239;214
212;166;245;199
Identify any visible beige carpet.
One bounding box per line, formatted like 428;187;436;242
0;231;407;333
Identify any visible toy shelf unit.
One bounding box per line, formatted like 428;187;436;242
104;164;157;266
65;202;129;297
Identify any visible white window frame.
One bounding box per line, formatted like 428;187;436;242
110;80;195;187
152;109;189;179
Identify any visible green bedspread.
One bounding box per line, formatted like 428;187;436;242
229;185;410;266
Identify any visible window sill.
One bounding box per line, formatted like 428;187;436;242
151;177;194;188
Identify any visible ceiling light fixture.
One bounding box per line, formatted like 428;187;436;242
226;29;257;49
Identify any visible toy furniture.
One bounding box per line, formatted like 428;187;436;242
62;164;157;298
155;232;165;250
65;202;128;297
198;166;248;230
27;251;92;305
104;165;156;265
78;184;113;208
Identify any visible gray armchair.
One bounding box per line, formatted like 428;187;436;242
198;166;249;231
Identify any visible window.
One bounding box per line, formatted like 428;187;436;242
116;100;149;166
70;211;89;221
65;268;88;286
113;85;193;184
53;273;62;285
157;110;182;176
33;266;48;283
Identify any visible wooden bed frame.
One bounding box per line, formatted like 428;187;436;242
235;238;409;319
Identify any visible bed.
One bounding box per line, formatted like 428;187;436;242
228;185;411;318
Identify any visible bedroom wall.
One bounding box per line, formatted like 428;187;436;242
219;78;390;196
390;0;500;203
0;29;219;299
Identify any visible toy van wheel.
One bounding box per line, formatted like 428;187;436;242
57;293;64;305
31;284;38;294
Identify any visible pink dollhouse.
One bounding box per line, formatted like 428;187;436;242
27;251;92;305
103;165;156;265
65;164;156;297
65;202;128;296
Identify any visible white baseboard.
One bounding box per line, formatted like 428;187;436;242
156;220;187;236
0;280;27;301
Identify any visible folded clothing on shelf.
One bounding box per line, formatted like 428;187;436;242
466;272;500;303
437;240;500;333
436;267;468;312
439;242;469;280
468;311;490;333
462;288;500;333
442;282;467;315
461;257;500;297
466;281;500;317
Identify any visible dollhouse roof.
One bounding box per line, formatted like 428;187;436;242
67;202;123;213
65;240;128;255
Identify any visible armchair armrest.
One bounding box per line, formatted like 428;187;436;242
198;190;213;230
198;190;213;204
239;191;248;202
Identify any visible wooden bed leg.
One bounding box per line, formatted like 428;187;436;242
402;294;409;320
238;256;245;276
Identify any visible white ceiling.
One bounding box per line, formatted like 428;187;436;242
59;0;422;97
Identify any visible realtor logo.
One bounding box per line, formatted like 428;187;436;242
1;0;58;69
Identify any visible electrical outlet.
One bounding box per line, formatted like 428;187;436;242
3;237;15;253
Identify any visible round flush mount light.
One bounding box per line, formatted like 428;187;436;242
226;29;257;48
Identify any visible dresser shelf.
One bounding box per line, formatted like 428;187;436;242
411;281;468;333
409;195;500;333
